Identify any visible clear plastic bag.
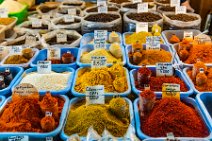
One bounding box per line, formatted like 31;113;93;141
81;12;122;34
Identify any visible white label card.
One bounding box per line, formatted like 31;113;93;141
25;36;37;45
183;31;193;39
146;36;161;50
133;0;141;3
46;137;53;141
45;111;53;117
170;0;180;7
137;3;148;13
86;85;105;105
91;56;107;68
68;8;77;15
94;30;107;49
48;48;61;60
97;1;107;6
156;63;173;76
175;6;186;14
56;33;67;43
136;22;148;32
37;61;51;74
162;83;180;100
98;6;108;13
10;46;22;54
32;20;42;28
64;15;74;23
8;136;29;141
0;8;8;18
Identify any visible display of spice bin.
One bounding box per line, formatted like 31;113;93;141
30;48;78;69
12;67;75;95
71;66;131;97
0;66;24;96
77;44;126;67
196;93;212;130
60;97;135;140
134;97;212;140
130;67;193;97
0;95;69;140
80;32;123;47
0;96;5;107
143;138;210;141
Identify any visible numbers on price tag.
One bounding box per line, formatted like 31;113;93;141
0;8;8;18
68;8;77;15
8;136;29;141
48;47;61;60
146;36;161;50
184;31;193;40
175;6;186;14
64;15;74;23
46;137;53;141
86;85;105;105
25;36;37;45
156;63;173;77
32;20;42;28
97;0;107;7
91;56;107;68
98;6;108;13
137;3;148;13
10;46;22;54
37;61;51;74
13;83;38;97
94;30;107;49
56;33;67;43
45;111;53;117
133;0;141;3
170;0;180;7
162;83;180;100
136;22;148;32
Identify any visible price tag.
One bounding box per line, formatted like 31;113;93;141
46;137;53;141
37;61;51;74
10;46;22;54
86;85;105;105
175;6;186;14
183;31;193;40
94;30;107;49
68;8;77;15
64;15;74;23
32;20;42;28
56;33;67;43
133;0;142;3
45;111;53;117
0;8;8;18
162;83;180;100
98;6;108;13
25;36;37;45
166;132;175;140
194;34;211;44
91;56;107;68
146;36;161;50
137;3;148;13
8;136;29;141
42;14;51;20
48;47;61;60
0;46;4;52
156;63;173;76
170;0;180;7
97;0;107;7
13;83;38;97
136;22;148;32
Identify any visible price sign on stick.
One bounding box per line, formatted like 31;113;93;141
94;30;107;49
156;63;173;77
137;3;148;13
37;61;51;74
170;0;180;7
48;47;61;60
32;20;42;28
0;8;8;18
56;33;67;43
146;36;161;50
91;56;107;68
98;6;108;13
10;46;22;54
162;83;180;100
86;85;105;105
136;22;148;32
175;6;186;14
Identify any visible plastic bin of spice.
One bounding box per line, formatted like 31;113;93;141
30;48;78;69
0;66;24;96
71;66;131;97
134;97;212;140
0;95;69;140
12;67;75;95
60;97;135;140
196;93;212;130
130;67;193;97
125;44;173;69
143;138;210;141
80;32;123;47
77;44;126;67
0;95;5;107
0;17;17;39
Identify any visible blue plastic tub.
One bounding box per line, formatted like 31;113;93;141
0;95;69;140
60;97;135;141
0;67;24;96
130;67;193;97
77;44;126;67
80;32;123;47
125;44;174;69
71;67;131;97
30;48;78;69
196;93;212;130
144;138;209;141
0;95;5;107
12;67;75;95
134;97;212;140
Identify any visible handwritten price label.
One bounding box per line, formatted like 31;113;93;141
48;47;61;60
86;85;105;105
175;6;186;14
56;33;67;43
136;22;148;32
10;46;22;54
162;83;180;100
170;0;180;7
8;136;29;141
146;36;161;50
156;63;173;76
37;61;51;74
0;8;8;18
137;3;148;13
94;30;107;49
91;56;107;68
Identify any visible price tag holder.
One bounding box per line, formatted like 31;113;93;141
98;6;108;13
64;15;74;23
25;36;37;45
94;30;107;49
137;3;148;13
91;56;107;68
162;83;180;100
97;0;107;7
156;63;173;76
136;22;148;33
13;83;38;97
170;0;180;7
10;46;22;54
8;136;29;141
56;33;67;43
175;6;186;14
68;8;77;15
46;137;53;141
86;85;105;105
0;8;8;18
32;20;42;28
183;31;193;40
146;36;161;50
37;61;51;74
48;47;61;60
133;0;141;3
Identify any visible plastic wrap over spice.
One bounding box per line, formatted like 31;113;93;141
81;13;122;34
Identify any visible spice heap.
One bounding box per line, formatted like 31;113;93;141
135;67;188;91
0;18;16;26
86;7;119;13
64;97;130;137
158;6;175;12
84;13;120;22
0;92;64;132
0;68;14;90
20;71;71;91
167;14;198;22
127;12;162;22
123;3;154;9
74;63;128;93
140;97;209;137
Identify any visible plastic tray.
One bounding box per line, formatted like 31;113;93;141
125;44;173;69
0;95;5;107
76;44;126;67
71;67;131;97
80;32;123;47
0;48;39;68
134;97;212;140
30;48;78;69
60;97;135;141
12;67;75;95
130;67;193;97
143;138;209;141
0;95;69;140
0;66;24;96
